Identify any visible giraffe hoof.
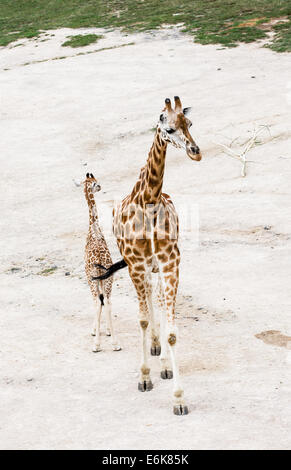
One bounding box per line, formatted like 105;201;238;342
106;329;111;336
112;345;122;351
161;369;173;379
92;345;102;353
173;405;189;416
151;345;161;356
138;380;153;392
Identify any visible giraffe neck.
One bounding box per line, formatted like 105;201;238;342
131;128;167;205
84;185;102;237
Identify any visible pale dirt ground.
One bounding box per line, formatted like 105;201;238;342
0;27;291;450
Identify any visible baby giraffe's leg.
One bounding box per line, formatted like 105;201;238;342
91;316;97;336
91;288;97;337
145;274;160;356
130;268;153;392
90;281;100;336
104;297;121;351
103;280;112;336
92;298;102;352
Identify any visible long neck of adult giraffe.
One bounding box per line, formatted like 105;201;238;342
84;185;102;236
131;128;167;205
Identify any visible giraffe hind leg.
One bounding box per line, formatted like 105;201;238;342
130;269;154;391
156;275;172;377
92;298;102;352
138;319;153;391
159;263;188;414
145;273;161;356
151;344;161;356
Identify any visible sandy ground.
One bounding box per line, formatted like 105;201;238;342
0;26;291;450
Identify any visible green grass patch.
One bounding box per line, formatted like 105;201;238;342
38;266;58;276
62;33;103;47
268;20;291;51
0;1;291;52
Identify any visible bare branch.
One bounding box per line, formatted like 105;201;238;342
216;125;271;177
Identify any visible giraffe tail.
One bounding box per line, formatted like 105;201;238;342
99;293;104;306
91;259;127;281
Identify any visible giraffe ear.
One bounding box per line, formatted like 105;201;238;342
183;107;192;116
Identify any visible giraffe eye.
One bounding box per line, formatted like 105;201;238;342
166;128;175;134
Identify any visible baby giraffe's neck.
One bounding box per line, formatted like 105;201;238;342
84;186;103;238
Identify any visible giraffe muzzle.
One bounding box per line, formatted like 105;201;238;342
187;144;202;161
93;183;101;192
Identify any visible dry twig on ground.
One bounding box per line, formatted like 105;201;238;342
217;125;271;177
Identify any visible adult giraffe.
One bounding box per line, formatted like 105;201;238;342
95;96;201;415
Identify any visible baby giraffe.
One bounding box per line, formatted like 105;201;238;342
83;172;121;352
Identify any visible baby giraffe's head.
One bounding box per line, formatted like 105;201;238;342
84;172;101;194
157;96;202;161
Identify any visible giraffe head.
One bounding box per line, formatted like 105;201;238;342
84;172;101;194
157;96;202;161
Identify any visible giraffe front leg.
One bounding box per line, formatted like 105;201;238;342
105;307;111;336
145;274;160;356
91;317;97;336
167;325;188;415
161;266;188;415
157;274;173;378
160;310;173;379
91;291;98;336
150;317;161;357
138;318;153;392
104;298;121;351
